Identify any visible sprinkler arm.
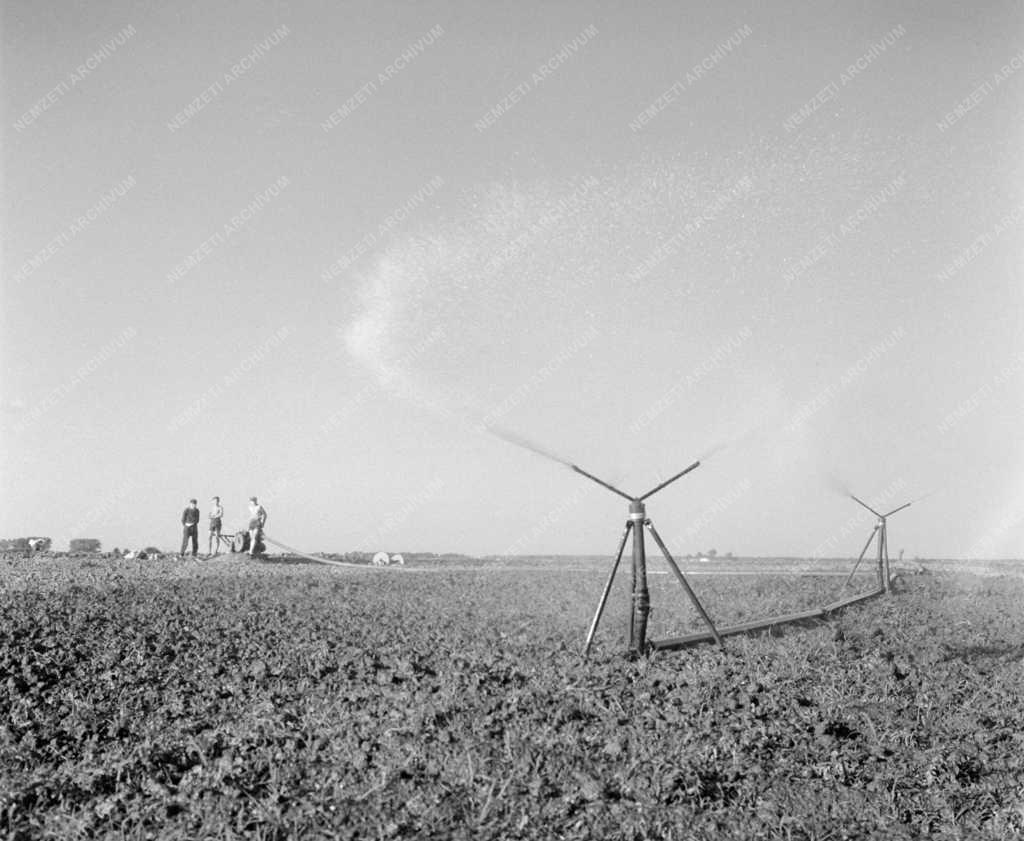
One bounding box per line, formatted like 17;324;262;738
570;459;702;502
639;460;701;501
850;494;882;518
570;464;635;502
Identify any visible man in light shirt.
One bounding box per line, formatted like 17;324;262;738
208;496;224;557
247;496;267;557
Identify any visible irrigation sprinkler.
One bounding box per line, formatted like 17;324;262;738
491;426;915;656
571;458;890;657
576;459;723;659
617;486;923;654
842;495;914;594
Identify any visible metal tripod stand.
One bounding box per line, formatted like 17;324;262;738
569;461;723;658
840;495;913;595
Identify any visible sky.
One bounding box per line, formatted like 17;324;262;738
2;0;1023;559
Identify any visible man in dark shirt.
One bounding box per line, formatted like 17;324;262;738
181;498;200;557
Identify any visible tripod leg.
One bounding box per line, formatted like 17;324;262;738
644;520;723;647
583;522;632;659
841;528;877;592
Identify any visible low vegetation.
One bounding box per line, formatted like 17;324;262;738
1;557;1021;839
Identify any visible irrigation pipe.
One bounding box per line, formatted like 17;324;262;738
262;535;397;570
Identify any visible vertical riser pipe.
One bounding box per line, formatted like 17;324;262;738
882;524;891;593
629;500;648;657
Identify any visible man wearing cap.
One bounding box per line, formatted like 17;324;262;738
180;498;200;557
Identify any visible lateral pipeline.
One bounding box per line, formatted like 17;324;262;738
261;535;398;570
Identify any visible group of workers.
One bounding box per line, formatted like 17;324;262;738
180;496;267;558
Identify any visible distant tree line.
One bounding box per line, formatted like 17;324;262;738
0;537;53;552
318;551;472;563
1;537;107;554
682;549;736;560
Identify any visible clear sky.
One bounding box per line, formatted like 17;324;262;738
3;0;1022;559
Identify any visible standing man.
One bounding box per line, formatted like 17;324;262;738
247;496;267;557
180;498;200;558
208;496;224;557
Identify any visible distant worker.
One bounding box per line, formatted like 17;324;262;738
180;498;200;557
208;496;224;556
247;496;267;557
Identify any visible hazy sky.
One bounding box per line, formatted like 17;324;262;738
3;0;1022;558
